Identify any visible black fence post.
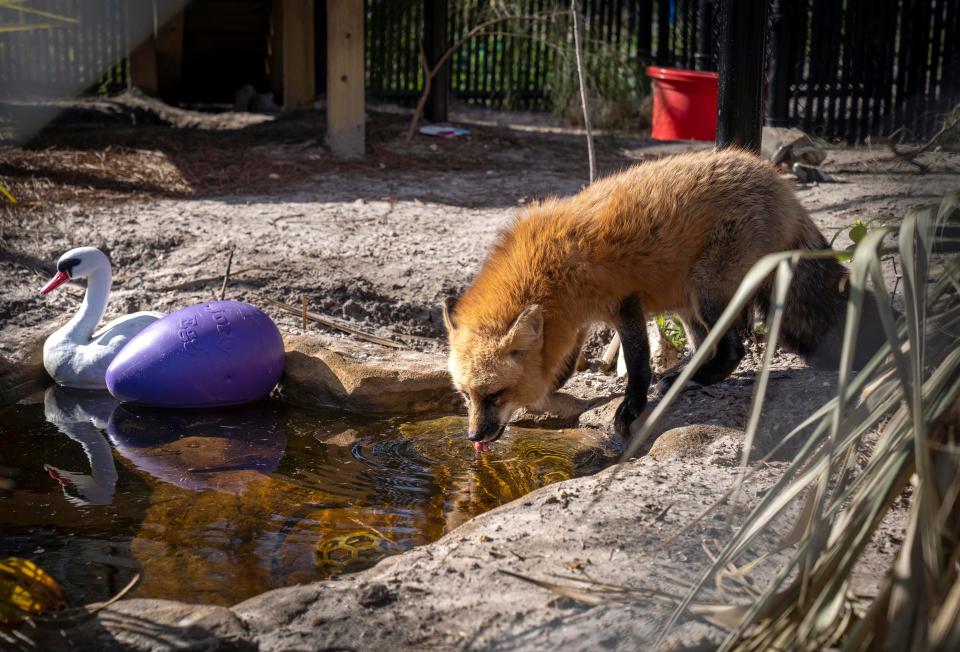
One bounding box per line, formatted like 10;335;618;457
716;0;769;152
694;0;713;70
656;0;670;65
424;0;448;123
637;0;653;66
765;0;790;127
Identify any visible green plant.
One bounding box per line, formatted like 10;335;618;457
543;9;648;131
655;314;687;349
631;193;960;650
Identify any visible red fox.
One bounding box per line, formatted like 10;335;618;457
444;148;881;448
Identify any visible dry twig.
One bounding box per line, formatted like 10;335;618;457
219;248;234;301
260;295;412;349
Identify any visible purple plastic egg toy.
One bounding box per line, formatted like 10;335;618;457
105;301;284;408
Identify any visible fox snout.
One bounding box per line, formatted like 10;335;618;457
467;407;506;442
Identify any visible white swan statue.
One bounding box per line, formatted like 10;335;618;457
41;247;164;389
43;386;119;506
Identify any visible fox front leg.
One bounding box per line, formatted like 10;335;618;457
613;295;651;439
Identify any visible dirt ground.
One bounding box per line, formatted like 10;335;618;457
2;94;958;650
3;92;956;360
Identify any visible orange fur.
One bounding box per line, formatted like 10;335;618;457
446;148;837;439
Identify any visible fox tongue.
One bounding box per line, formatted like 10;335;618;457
474;441;492;453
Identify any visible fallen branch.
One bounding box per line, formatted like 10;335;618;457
404;12;558;143
260;295;411;349
883;114;960;171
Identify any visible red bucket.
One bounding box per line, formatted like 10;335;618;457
647;66;719;141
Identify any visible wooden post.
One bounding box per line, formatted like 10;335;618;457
326;0;365;158
281;0;316;110
129;38;159;95
269;0;284;100
155;10;184;101
424;0;448;123
128;6;184;100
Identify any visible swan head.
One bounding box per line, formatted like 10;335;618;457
40;247;110;295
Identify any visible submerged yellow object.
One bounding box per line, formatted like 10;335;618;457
0;557;66;626
315;531;397;577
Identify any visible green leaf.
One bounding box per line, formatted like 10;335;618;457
849;221;868;244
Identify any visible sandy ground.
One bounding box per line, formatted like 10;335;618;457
1;96;958;650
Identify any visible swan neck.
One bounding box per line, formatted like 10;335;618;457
68;267;112;339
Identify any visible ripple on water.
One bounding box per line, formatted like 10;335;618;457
0;387;615;605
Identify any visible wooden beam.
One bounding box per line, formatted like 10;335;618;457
268;0;284;100
127;8;184;100
326;0;365;158
128;27;159;95
155;9;185;101
281;0;316;110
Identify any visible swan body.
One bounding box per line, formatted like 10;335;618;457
42;247;163;389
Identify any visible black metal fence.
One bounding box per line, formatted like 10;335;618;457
365;0;710;109
1;1;958;142
366;0;960;142
771;0;960;143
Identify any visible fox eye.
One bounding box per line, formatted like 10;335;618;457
509;349;523;359
486;390;506;405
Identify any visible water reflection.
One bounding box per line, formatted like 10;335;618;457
42;387;119;506
107;404;287;495
1;391;615;605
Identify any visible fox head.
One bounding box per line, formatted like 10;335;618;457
443;301;548;445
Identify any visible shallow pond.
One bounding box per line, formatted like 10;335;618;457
0;387;614;606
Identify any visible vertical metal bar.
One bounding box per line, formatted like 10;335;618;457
424;0;448;122
881;0;899;135
637;0;652;65
928;0;946;135
694;0;713;70
942;0;959;122
855;0;874;140
840;0;857;143
825;0;842;140
716;0;769;151
765;0;789;126
893;0;911;134
656;0;669;65
801;0;815;133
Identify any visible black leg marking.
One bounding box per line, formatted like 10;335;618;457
657;300;746;395
551;343;581;392
613;295;651;439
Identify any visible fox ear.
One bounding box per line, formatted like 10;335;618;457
502;304;543;352
441;297;458;334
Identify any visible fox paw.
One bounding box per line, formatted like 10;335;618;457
613;396;645;439
653;369;680;396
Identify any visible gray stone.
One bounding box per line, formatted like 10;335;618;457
280;333;460;415
513;391;598;427
648;424;744;461
33;599;254;651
